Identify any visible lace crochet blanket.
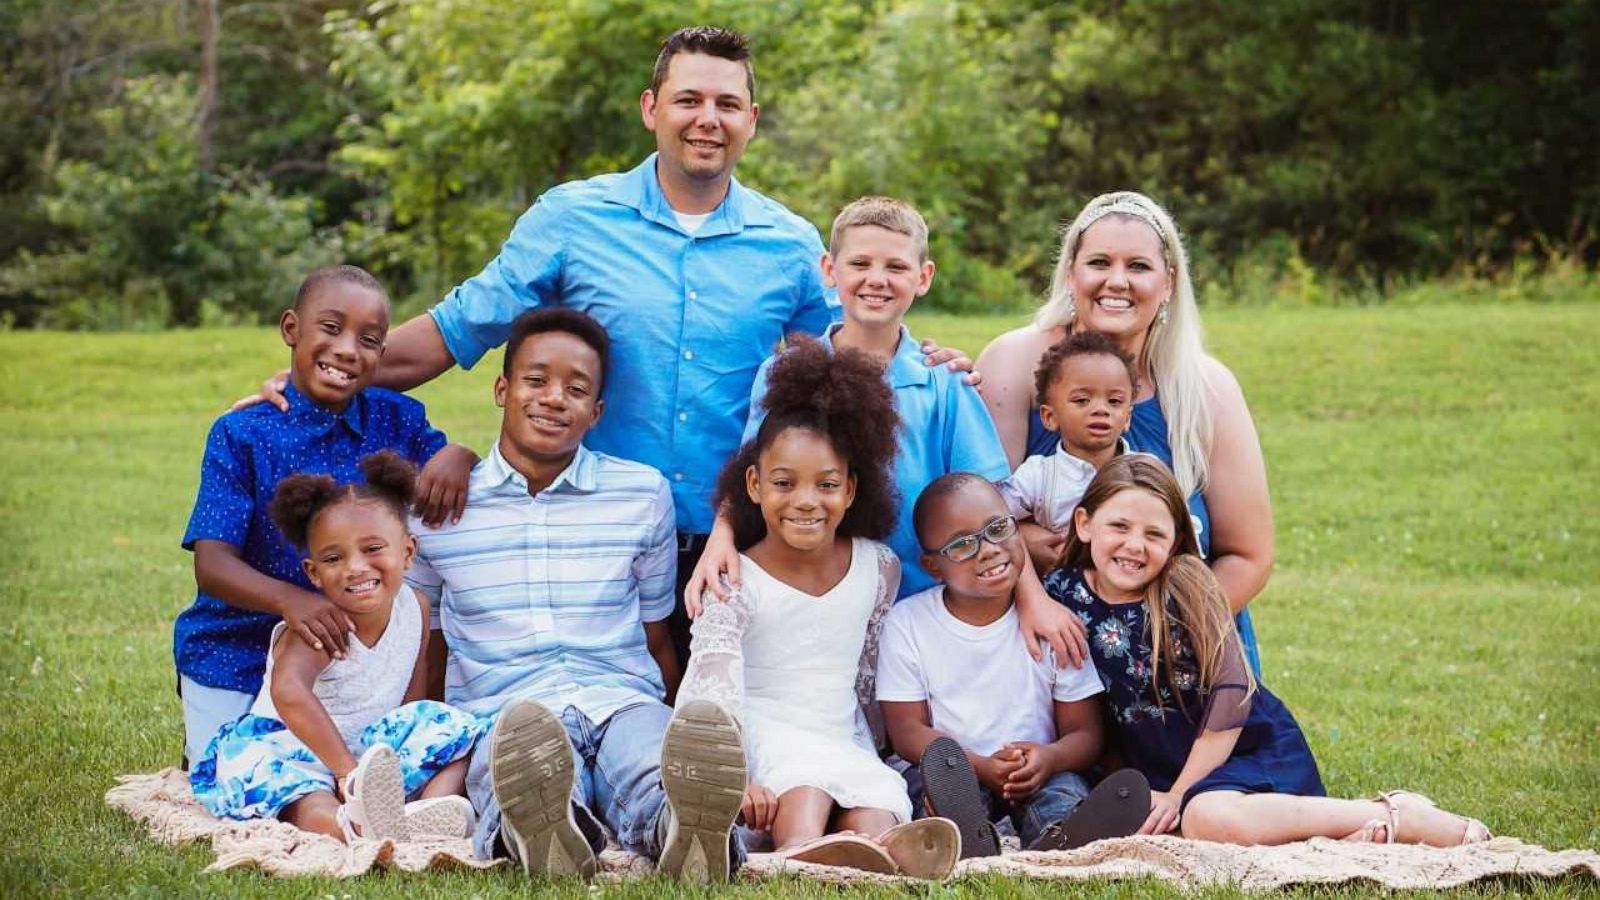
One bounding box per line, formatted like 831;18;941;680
108;768;1599;888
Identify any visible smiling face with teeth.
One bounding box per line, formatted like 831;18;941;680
495;330;605;487
1071;486;1177;604
744;427;856;555
640;52;758;210
301;498;416;620
1068;216;1172;355
280;281;389;413
919;481;1025;609
823;224;935;335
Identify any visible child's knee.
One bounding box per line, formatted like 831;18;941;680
1179;793;1249;842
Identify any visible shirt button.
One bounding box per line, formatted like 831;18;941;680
673;472;684;482
688;290;698;300
683;350;694;361
678;410;688;422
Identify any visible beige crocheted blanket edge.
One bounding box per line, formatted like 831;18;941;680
107;768;1600;888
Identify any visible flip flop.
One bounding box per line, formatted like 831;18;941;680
779;833;898;874
879;817;961;879
1376;790;1492;846
1027;768;1151;852
918;736;1000;858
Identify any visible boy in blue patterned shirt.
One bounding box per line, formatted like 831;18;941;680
174;265;474;768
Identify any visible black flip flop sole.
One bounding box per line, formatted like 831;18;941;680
1028;767;1151;852
918;736;1000;859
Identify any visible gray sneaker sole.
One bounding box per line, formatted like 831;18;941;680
490;699;595;879
658;700;746;882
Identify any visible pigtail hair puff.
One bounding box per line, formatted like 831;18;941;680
715;336;901;550
268;451;419;550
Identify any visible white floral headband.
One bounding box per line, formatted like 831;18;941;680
1074;200;1170;251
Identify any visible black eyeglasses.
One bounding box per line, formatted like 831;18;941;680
929;515;1018;562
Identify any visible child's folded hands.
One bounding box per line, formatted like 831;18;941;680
998;741;1053;802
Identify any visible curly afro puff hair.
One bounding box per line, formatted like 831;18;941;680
268;451;418;550
1034;330;1137;407
714;336;900;550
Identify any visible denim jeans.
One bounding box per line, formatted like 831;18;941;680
469;700;672;861
907;761;1092;848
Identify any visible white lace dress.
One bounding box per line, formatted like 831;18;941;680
679;537;911;822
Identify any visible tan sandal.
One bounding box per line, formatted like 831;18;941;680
878;818;960;880
1374;791;1492;846
779;833;898;874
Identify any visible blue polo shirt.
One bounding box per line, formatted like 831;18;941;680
744;325;1011;599
429;154;839;534
174;383;447;694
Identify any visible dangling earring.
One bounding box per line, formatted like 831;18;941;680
1156;302;1169;326
1065;291;1077;326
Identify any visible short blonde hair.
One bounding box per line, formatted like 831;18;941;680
828;196;930;261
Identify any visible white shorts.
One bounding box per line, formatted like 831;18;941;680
179;674;253;768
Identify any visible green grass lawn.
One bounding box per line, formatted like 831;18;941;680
1;302;1597;897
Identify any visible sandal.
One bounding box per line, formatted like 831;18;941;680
779;833;898;874
1374;791;1492;846
1028;769;1151;851
339;744;409;842
878;818;960;880
918;737;1000;858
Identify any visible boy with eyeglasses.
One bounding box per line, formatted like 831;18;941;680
875;473;1149;857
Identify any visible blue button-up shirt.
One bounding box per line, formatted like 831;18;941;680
175;383;447;694
429;154;839;533
745;325;1011;599
405;443;677;723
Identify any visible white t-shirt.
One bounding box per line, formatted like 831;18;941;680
673;209;712;234
876;586;1104;757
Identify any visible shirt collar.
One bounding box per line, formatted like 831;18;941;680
484;441;599;495
282;380;364;437
820;323;929;389
1054;436;1130;474
604;153;774;235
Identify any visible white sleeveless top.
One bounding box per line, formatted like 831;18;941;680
252;584;424;750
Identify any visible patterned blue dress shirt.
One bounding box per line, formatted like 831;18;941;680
174;382;447;694
429;153;839;533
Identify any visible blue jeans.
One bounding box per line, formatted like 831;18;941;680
907;763;1091;848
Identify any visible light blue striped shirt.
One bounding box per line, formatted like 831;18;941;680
406;442;677;722
428;153;840;533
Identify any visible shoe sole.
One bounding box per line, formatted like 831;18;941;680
405;796;474;839
919;737;999;859
658;700;746;883
879;817;961;879
1029;768;1151;852
490;700;595;878
350;744;409;841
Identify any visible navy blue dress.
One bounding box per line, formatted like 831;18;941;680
1027;396;1262;674
1043;567;1323;808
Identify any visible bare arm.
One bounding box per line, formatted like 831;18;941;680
1012;554;1089;667
1200;359;1274;612
1043;696;1104;775
194;540;350;656
646;619;682;704
1142;726;1241;834
976;327;1047;469
271;634;359;779
372;314;458;392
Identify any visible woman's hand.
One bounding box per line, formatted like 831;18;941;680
414;443;479;527
919;337;981;387
1019;521;1066;573
1140;789;1183;835
740;783;779;832
684;520;740;618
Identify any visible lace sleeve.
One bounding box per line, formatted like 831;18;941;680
676;578;753;721
854;543;900;750
1199;631;1253;732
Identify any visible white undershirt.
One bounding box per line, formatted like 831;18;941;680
673;210;712;234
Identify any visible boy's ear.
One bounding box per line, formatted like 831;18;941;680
494;374;507;408
280;309;299;348
915;258;936;297
744;464;761;505
920;552;943;580
1038;403;1058;433
589;397;605;427
819;252;836;289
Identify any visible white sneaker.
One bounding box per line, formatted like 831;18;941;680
339;744;409;842
405;795;476;839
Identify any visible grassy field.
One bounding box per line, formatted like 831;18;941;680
1;302;1597;897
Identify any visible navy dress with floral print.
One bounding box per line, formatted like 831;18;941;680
1045;567;1324;808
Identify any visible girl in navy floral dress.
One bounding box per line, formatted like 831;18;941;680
1043;455;1490;846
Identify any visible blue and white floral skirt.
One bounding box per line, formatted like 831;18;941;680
190;699;488;821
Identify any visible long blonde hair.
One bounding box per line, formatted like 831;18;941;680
1036;191;1212;497
1063;455;1255;718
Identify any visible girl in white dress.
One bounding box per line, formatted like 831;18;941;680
680;339;957;876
